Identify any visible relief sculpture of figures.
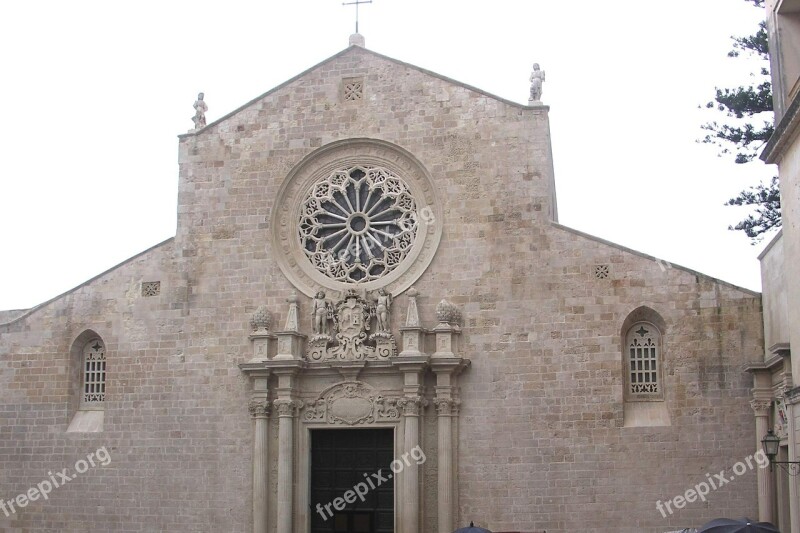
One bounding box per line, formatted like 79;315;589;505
529;63;545;103
192;92;207;130
312;290;330;335
375;288;392;333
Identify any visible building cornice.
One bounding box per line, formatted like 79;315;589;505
762;89;800;163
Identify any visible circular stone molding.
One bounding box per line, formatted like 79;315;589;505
271;139;442;297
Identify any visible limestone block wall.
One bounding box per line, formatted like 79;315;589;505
0;239;256;533
774;132;800;385
759;231;789;355
449;224;763;532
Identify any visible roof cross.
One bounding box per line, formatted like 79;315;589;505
343;0;372;34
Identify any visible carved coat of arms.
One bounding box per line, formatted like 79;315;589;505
306;290;397;361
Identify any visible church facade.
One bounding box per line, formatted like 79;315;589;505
0;39;766;533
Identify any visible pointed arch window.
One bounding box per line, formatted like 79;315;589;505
82;339;106;405
625;322;663;400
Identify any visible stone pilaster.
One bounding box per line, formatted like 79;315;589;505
398;395;426;533
433;397;458;533
751;399;775;524
248;398;271;533
431;358;468;533
784;385;800;533
273;398;302;533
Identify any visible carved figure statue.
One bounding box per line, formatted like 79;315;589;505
192;92;207;130
529;63;545;102
375;288;392;333
312;291;330;335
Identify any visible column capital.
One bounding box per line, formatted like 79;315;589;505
433;397;460;416
750;399;772;416
273;398;304;417
398;395;428;416
248;398;271;419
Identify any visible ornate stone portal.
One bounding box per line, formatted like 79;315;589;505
239;288;469;533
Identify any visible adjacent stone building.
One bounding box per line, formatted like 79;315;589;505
0;36;766;533
752;0;800;531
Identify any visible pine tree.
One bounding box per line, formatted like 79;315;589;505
700;0;781;242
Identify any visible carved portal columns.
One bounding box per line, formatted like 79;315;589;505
751;399;775;524
395;360;427;533
432;355;468;533
241;292;470;533
248;376;271;533
273;366;303;533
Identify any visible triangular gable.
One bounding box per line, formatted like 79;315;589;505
179;44;537;138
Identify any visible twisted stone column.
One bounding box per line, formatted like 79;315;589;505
274;399;302;533
249;399;271;533
751;399;774;524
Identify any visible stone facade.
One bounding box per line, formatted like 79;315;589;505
755;1;800;530
0;43;765;532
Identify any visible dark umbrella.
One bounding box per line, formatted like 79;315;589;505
453;522;492;533
697;517;780;533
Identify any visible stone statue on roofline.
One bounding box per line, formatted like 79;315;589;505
192;92;207;130
529;63;545;104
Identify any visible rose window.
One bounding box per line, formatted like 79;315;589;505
299;166;419;283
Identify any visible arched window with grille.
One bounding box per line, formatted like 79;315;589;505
625;322;662;399
621;307;669;427
82;338;106;407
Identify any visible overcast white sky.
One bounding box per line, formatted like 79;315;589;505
0;0;774;310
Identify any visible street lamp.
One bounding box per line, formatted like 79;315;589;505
761;429;800;475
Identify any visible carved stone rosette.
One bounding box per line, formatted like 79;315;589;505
398;395;428;416
273;399;304;418
302;381;401;425
248;398;271;419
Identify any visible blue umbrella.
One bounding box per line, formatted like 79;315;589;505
453;522;492;533
697;517;779;533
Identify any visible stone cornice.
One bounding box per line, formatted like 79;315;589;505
762;87;800;164
239;360;306;375
744;354;787;374
785;385;800;405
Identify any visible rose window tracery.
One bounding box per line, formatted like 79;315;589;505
299;166;419;283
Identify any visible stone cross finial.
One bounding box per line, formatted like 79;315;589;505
343;0;372;34
529;63;545;104
192;92;207;131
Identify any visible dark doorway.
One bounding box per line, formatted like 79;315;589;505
310;428;394;533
